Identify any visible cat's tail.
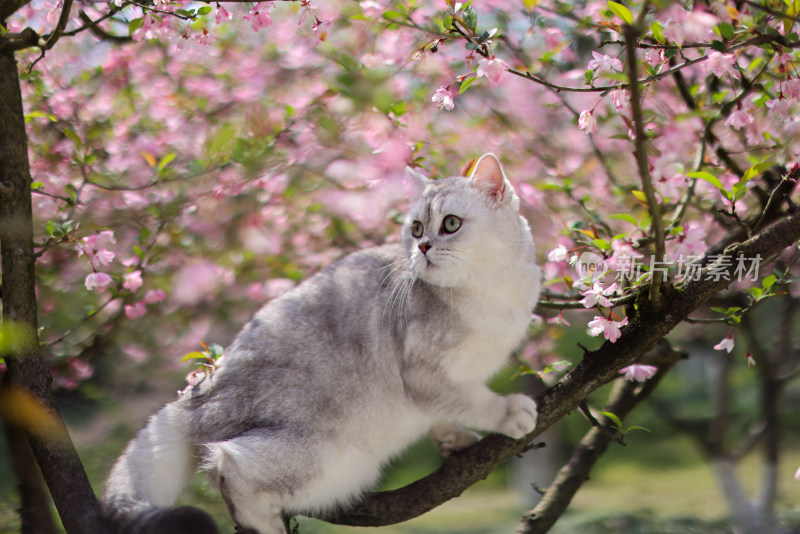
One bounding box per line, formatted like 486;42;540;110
102;403;218;534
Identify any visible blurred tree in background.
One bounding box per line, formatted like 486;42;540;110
1;0;800;532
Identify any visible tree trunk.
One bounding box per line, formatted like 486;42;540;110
0;46;103;533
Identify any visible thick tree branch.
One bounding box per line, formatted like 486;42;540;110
3;417;59;534
315;207;800;528
0;46;102;534
515;343;682;534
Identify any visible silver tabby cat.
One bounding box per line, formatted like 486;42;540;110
103;153;542;534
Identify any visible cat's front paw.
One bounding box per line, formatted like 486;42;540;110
430;422;482;456
498;394;538;439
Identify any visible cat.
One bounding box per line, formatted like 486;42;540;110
103;153;542;534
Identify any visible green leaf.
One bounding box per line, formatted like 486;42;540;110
541;360;573;375
24;110;57;123
180;351;209;362
650;21;665;43
157;153;177;173
599;411;623;430
458;76;478;94
711;40;726;52
608;213;638;227
749;287;764;301
462;6;477;30
197;5;212;15
742;159;774;182
129;17;145;36
607;1;633;24
718;22;735;40
687;171;733;200
763;274;776;290
624;425;651;434
511;364;537;380
592;238;611;252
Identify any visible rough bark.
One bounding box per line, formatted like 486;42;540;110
0;46;102;533
3;419;59;534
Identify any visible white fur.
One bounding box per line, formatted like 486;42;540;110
104;403;195;506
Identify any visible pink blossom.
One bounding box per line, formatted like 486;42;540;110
145;288;167;304
215;4;232;24
724;109;752;130
794;466;800;481
766;98;790;116
580;282;618;308
670;222;707;260
619;364;658;382
244;3;272;32
587;51;623;73
172;262;222;305
83;230;116;251
578;110;598;135
360;1;382;18
784;78;800;100
547;245;568;263
313;18;333;43
713;334;735;353
746;352;756;366
124;302;147;320
94;248;116;267
68;358;94;381
132;13;154;42
541;27;563;49
123;270;143;293
185;369;206;387
588;315;629;343
641;48;665;67
85;272;113;292
701;51;736;77
547;312;571;326
431;86;456;111
476;56;508;84
609;89;630;111
195;28;218;46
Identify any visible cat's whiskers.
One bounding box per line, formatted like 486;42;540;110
383;264;417;328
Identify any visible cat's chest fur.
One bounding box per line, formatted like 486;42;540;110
441;264;540;383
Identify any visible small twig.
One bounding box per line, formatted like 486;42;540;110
579;401;626;446
753;167;800;234
28;0;74;70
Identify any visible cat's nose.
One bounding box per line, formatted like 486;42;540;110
418;242;432;255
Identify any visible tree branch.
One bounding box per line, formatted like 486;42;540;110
624;24;664;306
515;344;681;534
1;45;102;534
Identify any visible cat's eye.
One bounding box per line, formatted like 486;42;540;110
411;221;424;238
442;215;462;234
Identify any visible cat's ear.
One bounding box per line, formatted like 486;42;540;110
405;166;431;192
468;153;507;203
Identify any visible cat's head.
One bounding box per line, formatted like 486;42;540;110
402;153;532;288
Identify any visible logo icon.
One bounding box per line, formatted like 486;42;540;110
575;252;608;283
